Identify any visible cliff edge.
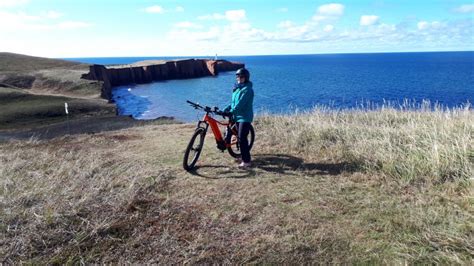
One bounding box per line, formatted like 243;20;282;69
81;59;244;101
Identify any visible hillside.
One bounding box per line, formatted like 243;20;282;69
0;53;100;96
0;52;82;72
0;53;110;131
1;107;472;264
0;88;116;131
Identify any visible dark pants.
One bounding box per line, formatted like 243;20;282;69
226;122;252;163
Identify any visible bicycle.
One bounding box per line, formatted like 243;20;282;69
183;100;255;171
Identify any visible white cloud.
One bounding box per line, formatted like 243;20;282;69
57;21;92;29
0;11;38;31
312;3;345;22
225;10;246;22
265;3;345;42
144;5;184;13
162;2;471;55
167;26;221;42
43;10;63;19
453;4;474;13
167;12;268;47
0;10;38;21
317;3;344;16
377;23;396;32
198;13;226;20
417;21;429;30
417;21;443;30
324;25;334;32
0;10;91;32
278;20;294;28
360;15;380;26
284;25;310;39
0;0;29;8
198;9;246;22
145;5;164;14
4;18;472;57
2;1;473;57
174;21;203;29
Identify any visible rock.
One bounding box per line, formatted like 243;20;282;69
216;60;244;72
81;59;244;101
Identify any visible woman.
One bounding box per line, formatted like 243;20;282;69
224;68;254;168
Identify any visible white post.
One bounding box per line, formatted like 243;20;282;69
65;102;70;135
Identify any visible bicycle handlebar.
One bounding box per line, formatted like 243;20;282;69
186;100;230;118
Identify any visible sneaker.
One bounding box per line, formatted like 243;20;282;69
238;162;252;168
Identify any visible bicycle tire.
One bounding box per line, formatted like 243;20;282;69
183;127;206;171
227;124;255;158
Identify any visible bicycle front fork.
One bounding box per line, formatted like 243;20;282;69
197;120;226;152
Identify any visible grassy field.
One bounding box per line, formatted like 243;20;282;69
0;88;114;131
0;53;109;131
1;106;472;264
0;53;101;98
0;53;82;72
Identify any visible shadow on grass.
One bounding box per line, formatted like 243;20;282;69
188;153;356;178
188;165;257;179
252;154;356;176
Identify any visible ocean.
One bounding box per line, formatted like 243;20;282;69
67;52;474;122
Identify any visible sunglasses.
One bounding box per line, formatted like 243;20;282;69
236;75;245;78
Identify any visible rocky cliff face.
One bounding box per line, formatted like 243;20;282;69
81;59;244;101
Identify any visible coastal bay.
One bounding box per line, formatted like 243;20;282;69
0;53;242;137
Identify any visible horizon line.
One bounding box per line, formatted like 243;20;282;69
60;49;474;59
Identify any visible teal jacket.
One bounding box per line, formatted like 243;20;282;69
224;81;254;123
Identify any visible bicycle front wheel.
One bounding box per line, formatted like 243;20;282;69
183;127;206;171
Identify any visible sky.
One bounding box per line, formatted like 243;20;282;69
0;0;473;58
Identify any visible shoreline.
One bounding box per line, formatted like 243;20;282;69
0;53;243;137
81;59;244;101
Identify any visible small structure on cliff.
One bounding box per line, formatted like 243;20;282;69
81;59;244;101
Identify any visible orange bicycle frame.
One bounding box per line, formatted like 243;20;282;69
199;113;235;149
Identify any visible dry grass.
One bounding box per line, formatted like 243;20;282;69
258;102;473;184
0;108;472;263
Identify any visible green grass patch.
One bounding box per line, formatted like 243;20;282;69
0;88;113;130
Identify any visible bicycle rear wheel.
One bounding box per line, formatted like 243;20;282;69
227;124;255;158
183;127;206;171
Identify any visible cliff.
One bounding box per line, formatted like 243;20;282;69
81;59;244;101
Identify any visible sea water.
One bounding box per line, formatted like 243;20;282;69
67;52;474;122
